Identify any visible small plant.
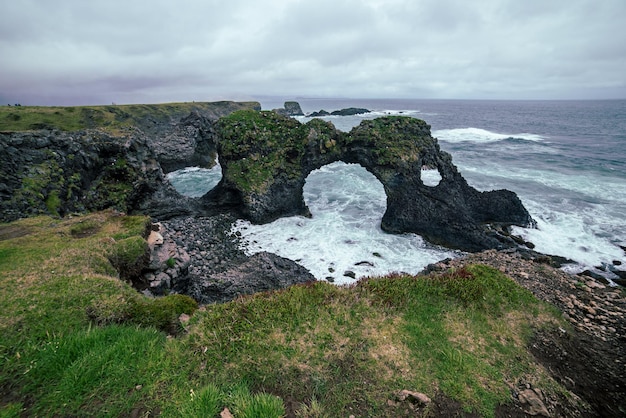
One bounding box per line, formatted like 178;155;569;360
227;385;285;418
296;397;329;418
179;385;223;418
166;257;176;269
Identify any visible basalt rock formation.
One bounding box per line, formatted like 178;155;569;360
211;110;535;252
2;103;534;253
0;101;260;222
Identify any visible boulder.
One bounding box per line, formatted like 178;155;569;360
187;251;315;304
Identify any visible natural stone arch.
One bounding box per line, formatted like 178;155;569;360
210;110;534;252
303;161;387;224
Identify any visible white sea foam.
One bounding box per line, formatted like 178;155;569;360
512;200;625;274
166;165;222;197
433;127;545;143
232;162;460;283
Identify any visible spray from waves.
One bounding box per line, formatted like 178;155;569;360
232;162;460;284
512;198;625;274
434;127;546;143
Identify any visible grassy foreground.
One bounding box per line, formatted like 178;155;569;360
0;211;573;417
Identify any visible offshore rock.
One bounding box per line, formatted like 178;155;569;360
308;107;371;117
211;111;534;252
273;101;305;116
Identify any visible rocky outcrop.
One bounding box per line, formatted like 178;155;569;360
0;128;165;222
139;102;261;173
141;215;314;303
308;107;371;117
273;101;304;116
211;110;534;252
0;101;260;222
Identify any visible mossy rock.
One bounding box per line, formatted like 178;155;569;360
108;236;150;283
217;110;309;193
87;293;198;335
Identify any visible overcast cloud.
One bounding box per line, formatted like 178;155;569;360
1;0;625;105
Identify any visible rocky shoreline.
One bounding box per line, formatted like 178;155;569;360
141;214;314;304
139;212;625;416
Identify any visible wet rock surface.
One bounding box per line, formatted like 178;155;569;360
141;214;314;303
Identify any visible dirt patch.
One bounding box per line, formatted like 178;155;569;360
0;225;32;241
529;328;626;417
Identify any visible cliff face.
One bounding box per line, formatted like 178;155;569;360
0;101;260;222
212;110;535;252
0;128;160;221
1;103;533;252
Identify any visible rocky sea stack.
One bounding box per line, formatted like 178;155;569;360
211;109;535;252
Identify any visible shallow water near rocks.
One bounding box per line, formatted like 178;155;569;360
168;99;626;283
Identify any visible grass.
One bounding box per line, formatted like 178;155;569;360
0;211;574;417
0;101;260;134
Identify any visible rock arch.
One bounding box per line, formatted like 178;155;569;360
208;110;534;252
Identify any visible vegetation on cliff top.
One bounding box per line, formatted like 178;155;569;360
0;101;260;133
0;210;581;417
217;110;310;193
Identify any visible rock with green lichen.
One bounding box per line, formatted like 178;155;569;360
212;112;534;252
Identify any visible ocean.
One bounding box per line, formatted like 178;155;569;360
167;99;626;285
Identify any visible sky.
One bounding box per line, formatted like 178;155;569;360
1;0;625;106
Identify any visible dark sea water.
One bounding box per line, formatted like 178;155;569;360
168;99;626;284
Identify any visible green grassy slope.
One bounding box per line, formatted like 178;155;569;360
0;101;260;133
0;211;576;417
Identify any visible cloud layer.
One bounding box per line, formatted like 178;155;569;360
2;0;625;105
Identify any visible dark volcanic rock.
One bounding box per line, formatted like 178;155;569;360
211;111;534;252
0;128;165;222
187;251;315;304
0;101;259;222
308;110;331;117
308;107;371;117
273;101;304;116
330;107;370;116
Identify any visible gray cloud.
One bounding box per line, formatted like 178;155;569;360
1;0;624;105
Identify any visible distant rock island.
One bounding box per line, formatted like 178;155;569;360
307;107;371;117
271;101;371;118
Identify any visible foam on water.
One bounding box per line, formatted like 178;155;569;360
512;199;625;274
166;165;222;198
232;162;460;283
434;127;545;143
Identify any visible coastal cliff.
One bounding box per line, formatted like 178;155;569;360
2;102;533;252
0;101;260;222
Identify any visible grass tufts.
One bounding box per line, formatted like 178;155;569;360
0;211;571;417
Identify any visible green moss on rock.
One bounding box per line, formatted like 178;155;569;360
348;116;433;167
108;236;150;282
217;110;309;193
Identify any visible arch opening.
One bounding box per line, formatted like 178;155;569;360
166;163;223;198
304;161;386;226
420;165;443;187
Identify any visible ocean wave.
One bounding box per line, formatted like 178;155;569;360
433;127;545;143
